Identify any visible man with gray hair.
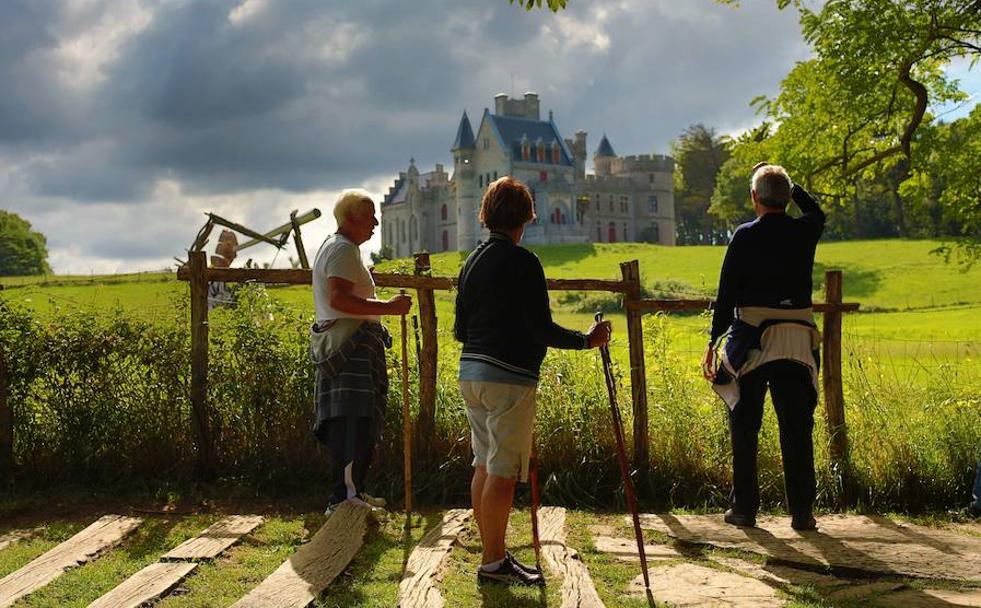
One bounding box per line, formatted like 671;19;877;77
702;163;825;531
311;191;411;514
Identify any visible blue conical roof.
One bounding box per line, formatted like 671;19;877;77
595;133;616;157
452;111;476;150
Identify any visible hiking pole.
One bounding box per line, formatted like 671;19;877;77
595;312;651;596
529;442;544;578
400;290;412;520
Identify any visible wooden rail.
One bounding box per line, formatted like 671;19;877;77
176;259;858;489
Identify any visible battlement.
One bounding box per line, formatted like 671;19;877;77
610;154;674;174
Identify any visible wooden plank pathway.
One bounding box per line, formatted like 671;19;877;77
87;562;197;608
162;515;264;561
0;529;36;552
0;514;143;608
230;501;369;608
539;507;604;608
397;509;471;608
636;513;981;583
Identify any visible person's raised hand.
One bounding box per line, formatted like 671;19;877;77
388;294;412;316
586;320;612;349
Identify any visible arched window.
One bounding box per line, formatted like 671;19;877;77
521;135;530;161
479;175;483;188
608;222;617;243
551;207;562;224
493;171;498;180
623;222;628;241
648;195;658;214
551;141;561;164
441;204;448;221
400;219;406;242
442;230;449;251
536;140;546;163
596;222;602;241
651;222;660;243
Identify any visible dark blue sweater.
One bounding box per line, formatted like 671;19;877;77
454;232;587;380
710;185;825;344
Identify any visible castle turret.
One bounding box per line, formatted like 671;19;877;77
565;130;587;180
593;133;616;176
452;110;478;251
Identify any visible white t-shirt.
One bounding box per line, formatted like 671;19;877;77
312;234;380;324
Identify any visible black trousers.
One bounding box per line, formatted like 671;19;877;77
728;359;817;516
320;416;375;505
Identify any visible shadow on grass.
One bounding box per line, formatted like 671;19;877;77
813;262;882;299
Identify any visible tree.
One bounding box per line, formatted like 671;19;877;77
0;211;51;276
672;124;731;244
509;0;567;11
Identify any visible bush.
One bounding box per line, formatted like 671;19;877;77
1;293;979;512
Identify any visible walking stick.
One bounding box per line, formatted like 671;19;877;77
596;312;651;595
529;442;544;577
400;290;412;519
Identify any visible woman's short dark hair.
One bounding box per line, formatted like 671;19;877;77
479;176;536;232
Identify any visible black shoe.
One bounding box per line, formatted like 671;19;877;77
724;508;756;528
477;556;545;587
791;513;817;531
506;551;541;577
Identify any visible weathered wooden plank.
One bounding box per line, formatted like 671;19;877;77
230;501;368;608
620;260;649;474
0;529;36;552
823;270;848;466
177;266;632;293
539;507;604;608
592;536;680;562
188;251;214;480
636;513;981;583
626;299;860;313
397;509;471;608
414;253;437;446
0;515;143;608
87;562;197;608
162;515;264;562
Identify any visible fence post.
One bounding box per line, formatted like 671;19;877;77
414;253;438;448
189;251;216;480
0;340;12;487
822;270;848;472
620;260;650;477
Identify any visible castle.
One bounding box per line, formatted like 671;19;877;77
380;93;676;257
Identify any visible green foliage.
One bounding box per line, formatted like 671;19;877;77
509;0;567;11
715;0;981;248
672;124;731;244
0;210;51;276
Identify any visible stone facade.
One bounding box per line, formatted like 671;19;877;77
381;92;676;258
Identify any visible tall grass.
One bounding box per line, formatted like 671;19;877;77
1;288;979;512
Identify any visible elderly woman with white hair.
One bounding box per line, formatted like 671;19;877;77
311;191;411;514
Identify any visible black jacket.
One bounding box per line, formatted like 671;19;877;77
454;232;587;380
710;185;825;344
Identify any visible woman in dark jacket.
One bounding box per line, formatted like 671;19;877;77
455;176;611;586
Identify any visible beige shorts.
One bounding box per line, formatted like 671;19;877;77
460;380;538;482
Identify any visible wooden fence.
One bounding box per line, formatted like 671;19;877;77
172;252;859;484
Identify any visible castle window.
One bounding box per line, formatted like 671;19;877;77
608;196;613;213
623;222;628;241
597;222;602;241
487;173;492;186
483;138;489;150
536;141;546;163
441;204;448;221
442;230;449;251
649;173;654;184
551;141;561;164
493;171;498;180
400;219;406;243
521;136;530;161
621;196;629;213
650;222;660;243
648;195;658;214
608;222;617;243
479;175;483;188
539;171;548;183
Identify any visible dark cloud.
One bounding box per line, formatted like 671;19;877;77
0;0;819;271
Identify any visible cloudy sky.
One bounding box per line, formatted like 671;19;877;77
1;0;977;274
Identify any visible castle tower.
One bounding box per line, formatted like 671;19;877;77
452;110;477;251
594;133;616;176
